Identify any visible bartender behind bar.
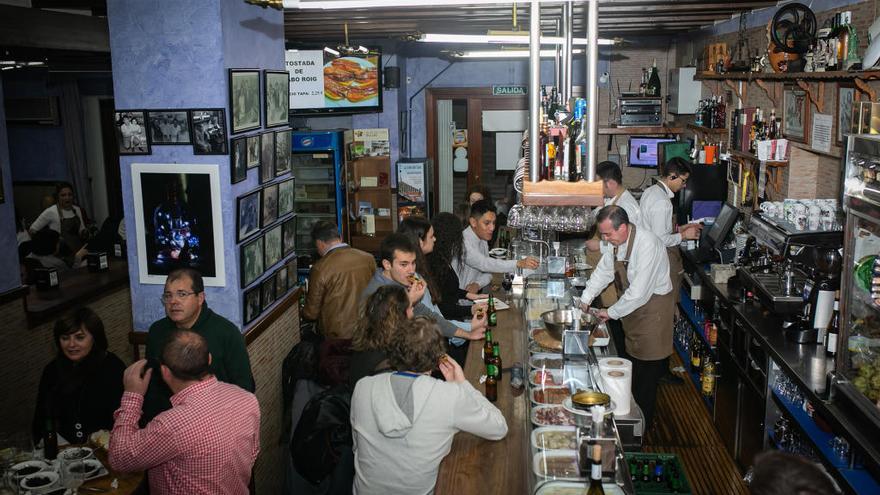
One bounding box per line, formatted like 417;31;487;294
578;205;673;429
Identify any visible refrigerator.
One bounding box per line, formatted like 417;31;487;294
291;130;347;265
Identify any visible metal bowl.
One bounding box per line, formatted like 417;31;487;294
571;390;611;411
540;309;599;340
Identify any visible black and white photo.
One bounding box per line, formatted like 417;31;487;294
285;258;297;288
260;273;276;311
231;136;248;184
262;183;278;226
275;265;288;297
278;178;294;217
282;215;296;256
240;234;264;288
260;131;275;184
190;109;228;154
246;135;260;169
274;129;291;176
229;69;261;134
236;188;261;242
264;70;290;128
264;223;283;269
243;285;261;324
147;110;191;145
114;110;150;155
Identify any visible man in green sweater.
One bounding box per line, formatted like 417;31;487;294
141;268;255;423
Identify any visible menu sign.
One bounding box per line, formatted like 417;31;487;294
285;49;382;113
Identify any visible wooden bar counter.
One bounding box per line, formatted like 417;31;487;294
435;297;530;494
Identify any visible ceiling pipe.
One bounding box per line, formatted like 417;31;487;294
529;0;541;184
563;1;573;108
584;0;598;182
554;18;561;99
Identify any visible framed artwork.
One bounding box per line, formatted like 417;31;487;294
190;109;228;155
282;215;297;256
277;178;294;217
264;223;283;269
231;136;248;184
262;183;279;226
243;285;261;325
131;163;225;286
274;129;291;177
783;86;809;143
240;234;264;288
836;83;858;146
285;257;298;289
260;273;277;311
229;69;261;134
260;131;275;184
147;110;191;145
275;265;288;298
246;135;261;169
236;188;261;242
264;70;290;128
114;110;150;155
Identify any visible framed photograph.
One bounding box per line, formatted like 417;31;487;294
147;110;191;145
236;188;262;242
240;234;264;288
190;109;228;154
285;257;298;289
275;265;288;298
246;135;261;169
274;129;291;176
278;178;294;217
131;163;225;286
243;285;262;325
260;273;277;311
836;83;858;146
231;136;248;184
262;183;279;226
229;69;261;134
114;110;150;155
282;215;297;256
264;223;283;269
783;86;809;143
264;70;290;128
260;131;275;184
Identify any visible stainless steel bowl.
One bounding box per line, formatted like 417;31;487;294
540;309;599;340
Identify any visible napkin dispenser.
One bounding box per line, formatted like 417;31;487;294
87;252;109;272
35;267;59;291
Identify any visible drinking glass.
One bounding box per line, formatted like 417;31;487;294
62;458;86;493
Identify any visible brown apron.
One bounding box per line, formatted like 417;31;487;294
58;205;84;254
612;224;674;361
585;191;623;307
668;246;683;304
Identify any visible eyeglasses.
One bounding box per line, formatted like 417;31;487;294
161;291;200;303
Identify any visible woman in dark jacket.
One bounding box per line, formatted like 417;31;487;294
425;212;488;321
33;307;126;444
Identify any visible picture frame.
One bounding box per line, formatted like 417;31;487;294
262;182;279;226
285;257;298;289
277;178;294;218
282;215;297;256
275;265;288;298
783;86;809;143
836;83;859;146
260;272;277;311
264;70;290;129
264;223;283;269
190;109;228;155
231;136;248;184
260;131;275;184
131;163;225;286
146;110;191;145
246;135;261;169
236;188;262;242
114;110;150;155
229;69;261;134
240;234;264;288
274;129;291;177
243;284;262;325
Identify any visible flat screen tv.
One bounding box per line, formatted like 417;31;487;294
628;137;676;168
285;48;383;116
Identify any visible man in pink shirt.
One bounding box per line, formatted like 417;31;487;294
109;330;260;495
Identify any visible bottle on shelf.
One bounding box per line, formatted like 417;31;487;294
586;442;605;495
485;365;497;402
647;58;661;96
573;98;588;182
702;359;716;397
639;68;648;96
691;333;702;370
825;299;840;356
714;96;726;129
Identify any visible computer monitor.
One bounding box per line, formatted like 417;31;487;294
628;137;677;168
706;202;739;250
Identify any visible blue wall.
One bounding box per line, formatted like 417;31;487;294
108;0;284;331
0;78;23;293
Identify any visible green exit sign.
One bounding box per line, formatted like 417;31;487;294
492;85;527;96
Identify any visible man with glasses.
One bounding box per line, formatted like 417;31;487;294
142;268;254;422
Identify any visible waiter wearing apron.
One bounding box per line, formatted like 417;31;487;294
29;182;88;256
579;206;673;428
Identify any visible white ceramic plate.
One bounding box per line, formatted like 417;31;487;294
20;471;59;491
10;460;50;479
58;446;93;462
63;458;106;481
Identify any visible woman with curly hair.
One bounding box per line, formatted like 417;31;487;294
349;285;413;387
427;213;487;320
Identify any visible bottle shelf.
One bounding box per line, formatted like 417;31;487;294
686;123;727;135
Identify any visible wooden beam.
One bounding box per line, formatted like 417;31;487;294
0;5;108;52
797;80;823;113
854;77;877;102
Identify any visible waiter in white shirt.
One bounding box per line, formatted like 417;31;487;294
579;205;673;428
456;199;539;290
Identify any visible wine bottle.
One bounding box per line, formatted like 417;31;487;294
647;58;662;96
825;300;840;356
587;443;605;495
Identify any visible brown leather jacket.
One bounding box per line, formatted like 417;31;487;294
302;245;376;340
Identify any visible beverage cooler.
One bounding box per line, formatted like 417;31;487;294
291;130;347;263
834;134;880;480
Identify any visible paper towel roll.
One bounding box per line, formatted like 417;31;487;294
603;369;632;416
598;357;632;374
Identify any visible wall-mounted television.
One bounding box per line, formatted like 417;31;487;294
628;137;676;168
285;49;383;116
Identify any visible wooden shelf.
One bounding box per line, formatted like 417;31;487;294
686;123;728;135
521;179;604;206
790;141;842;160
598;125;684;135
695;70;880;81
727;149;788;165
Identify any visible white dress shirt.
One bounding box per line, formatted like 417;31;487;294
639;180;680;247
455;226;517;290
592;189;642;228
580;226;672;320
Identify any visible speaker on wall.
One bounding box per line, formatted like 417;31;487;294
384;66;400;89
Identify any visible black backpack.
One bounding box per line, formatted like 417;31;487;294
290;385;353;485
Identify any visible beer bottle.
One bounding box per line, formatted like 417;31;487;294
702;359;716;397
488;295;497;327
485;365;498;402
484;329;494;365
44;416;58;460
586;442;605;495
492;343;502;381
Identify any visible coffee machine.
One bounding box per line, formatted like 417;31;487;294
792;247;842;343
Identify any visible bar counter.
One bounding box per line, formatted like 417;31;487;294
24;260;129;327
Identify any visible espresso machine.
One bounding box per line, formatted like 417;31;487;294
794;247;842;343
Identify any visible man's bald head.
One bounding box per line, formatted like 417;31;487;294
161;329;211;382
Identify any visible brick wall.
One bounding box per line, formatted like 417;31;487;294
0;288;134;438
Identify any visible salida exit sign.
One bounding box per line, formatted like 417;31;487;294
492;85;527;96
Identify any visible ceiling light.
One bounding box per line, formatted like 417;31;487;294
284;0;582;8
419;33;614;45
454;49;585;59
323;46;340;57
